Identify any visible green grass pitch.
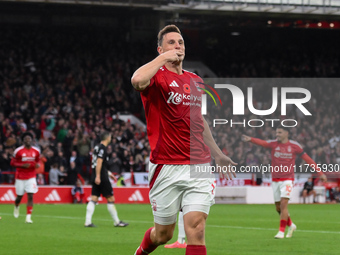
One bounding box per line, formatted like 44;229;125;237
0;203;339;255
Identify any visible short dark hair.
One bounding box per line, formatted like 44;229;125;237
21;132;33;141
157;24;182;46
276;125;290;133
100;131;111;141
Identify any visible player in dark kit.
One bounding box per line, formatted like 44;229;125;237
84;131;128;227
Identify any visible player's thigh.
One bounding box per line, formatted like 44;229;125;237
280;180;293;199
272;182;282;202
148;164;184;219
100;181;114;198
23;178;38;194
91;183;101;197
15;179;25;196
181;177;216;216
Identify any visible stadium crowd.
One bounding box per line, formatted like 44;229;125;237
0;26;339;189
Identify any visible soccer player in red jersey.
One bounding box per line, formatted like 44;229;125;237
131;25;237;255
10;132;40;223
242;126;327;238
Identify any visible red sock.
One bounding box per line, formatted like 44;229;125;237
279;220;287;232
287;217;292;227
136;227;158;255
27;206;33;215
75;192;81;202
186;245;207;255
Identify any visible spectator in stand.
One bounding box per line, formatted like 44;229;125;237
302;177;317;203
0;150;12;183
67;161;78;186
58;165;67;185
77;133;91;180
49;163;67;185
37;174;45;185
71;179;84;204
35;153;47;184
108;152;122;175
328;186;340;203
69;150;82;179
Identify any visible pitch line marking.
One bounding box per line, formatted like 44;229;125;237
1;213;339;234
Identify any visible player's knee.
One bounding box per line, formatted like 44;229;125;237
154;231;173;245
275;205;281;213
186;219;205;241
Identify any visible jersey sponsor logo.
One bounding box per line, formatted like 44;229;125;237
273;152;293;159
167;92;182;105
169;80;179;87
45;189;61;201
0;189;16;201
22;157;36;161
128;190;144;202
167;92;202;105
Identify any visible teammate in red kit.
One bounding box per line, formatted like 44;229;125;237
131;24;236;255
242;125;327;239
10;132;40;223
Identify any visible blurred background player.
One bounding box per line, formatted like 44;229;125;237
10;132;40;223
164;211;187;249
131;24;236;255
242;125;327;239
72;179;84;204
84;131;128;227
302;177;316;203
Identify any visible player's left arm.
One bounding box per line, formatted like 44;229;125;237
95;158;103;185
202;117;237;180
108;171;117;182
34;150;40;168
300;153;327;182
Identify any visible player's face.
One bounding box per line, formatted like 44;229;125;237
23;136;32;147
276;128;288;142
159;32;185;61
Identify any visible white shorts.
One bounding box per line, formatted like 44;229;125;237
149;162;216;225
15;178;38;196
272;180;293;202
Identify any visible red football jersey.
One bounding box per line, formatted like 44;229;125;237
11;145;40;180
140;66;211;165
256;139;304;180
